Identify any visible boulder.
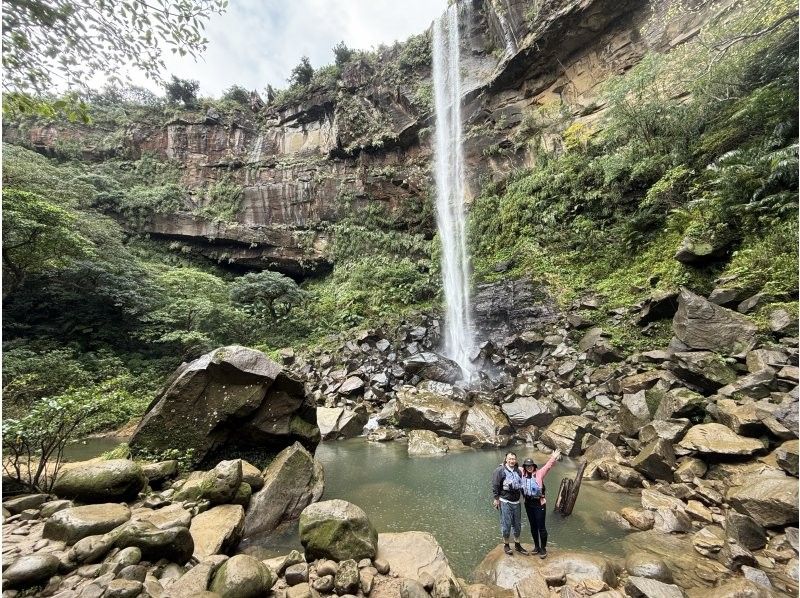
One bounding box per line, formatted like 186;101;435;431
190;504;245;559
3;493;49;515
674;236;729;265
553;388;586;415
402;352;463;384
652;388;706;422
174;459;243;504
678;423;765;457
52;459;146;503
317;406;368;440
395;388;468;437
461;403;512;448
240;460;264;491
674;458;707;483
243;442;324;538
725;512;767;551
618;370;678;395
299;499;378;561
625;552;673;583
43;503;131;544
631;439;675;482
407;430;449;456
636;291;680;325
703;579;772;598
376;532;458;589
713;400;773;436
625;576;685;598
619;391;652;436
500;396;558;427
672;288;757;356
114;520;194;564
540;416;593;456
671;351;737;392
132;503;191;530
338;376;365;395
620;508;656;530
727;475;799;528
2;554;60;589
774;439;799;476
639;419;690;444
141;460;178;488
717;369;776;400
334;559;359;595
130;345;318;467
210;554;274;598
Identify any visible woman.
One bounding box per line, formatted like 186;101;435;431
521;448;561;558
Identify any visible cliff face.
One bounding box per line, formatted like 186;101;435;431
3;0;725;277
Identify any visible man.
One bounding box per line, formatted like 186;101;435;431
491;451;528;556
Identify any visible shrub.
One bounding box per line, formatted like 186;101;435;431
289;56;314;87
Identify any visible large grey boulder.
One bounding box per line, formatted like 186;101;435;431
500;396;558;427
652;388;707;422
402;352;463;384
540;415;593;456
316;406;367;440
461;403;512;448
678;423;764;456
407;430;449;456
395;388;468;437
130;345;318;467
376;532;459;589
52;459;146;503
2;554;60;589
299;499;378;561
774;439;799;476
43;503;131;544
631;439;675;482
727;475;799;528
3;493;49;515
210;554;274;598
114;520;194;564
625;551;673;583
243;442;324;538
672;288;757;356
190;504;245;559
132;503;191;530
671;351;737;391
619;391;652;436
625;576;685;598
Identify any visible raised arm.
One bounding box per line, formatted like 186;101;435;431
535;449;561;485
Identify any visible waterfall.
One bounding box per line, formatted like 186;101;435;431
433;3;474;376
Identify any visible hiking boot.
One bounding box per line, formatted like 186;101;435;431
514;542;528;555
503;544;512;555
539;549;548;559
530;547;540;555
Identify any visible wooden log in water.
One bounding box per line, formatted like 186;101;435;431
554;461;587;516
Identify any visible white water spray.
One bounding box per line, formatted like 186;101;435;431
433;3;474;375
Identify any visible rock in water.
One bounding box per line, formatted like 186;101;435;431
395;387;468;437
407;430;449;456
52;460;146;503
460;403;512;448
672;288;757;356
243;442;323;538
210;554;274;598
299;499;378;561
129;345;318;467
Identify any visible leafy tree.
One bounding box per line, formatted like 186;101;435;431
289;56;314;87
230;271;307;319
221;84;250;105
333;41;354;67
164;76;200;108
2;0;227;117
2;188;93;298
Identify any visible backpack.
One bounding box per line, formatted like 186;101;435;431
523;476;542;498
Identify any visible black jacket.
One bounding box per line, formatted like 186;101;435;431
492;464;523;502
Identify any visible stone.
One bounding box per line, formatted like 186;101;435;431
243;442;324;538
619;391;653;436
685;500;713;523
312;575;334;592
39;499;73;518
2;554;60;588
740;566;771;589
52;460;146;503
210;554;274;598
376;531;457;588
599;461;645;488
43;504;131;545
727;475;799;528
71;533;117;564
679;423;764;456
639;419;690;444
625;576;684;598
316;407;368;440
141;461;178;488
118;565;147;582
3;494;49;515
174;459;243;504
500;396;558;427
540;415;593;456
671;351;737;391
769;309;796;334
407;430;448;456
316;559;338;577
284;562;309;586
111;547;142;566
460;403;512;448
625;552;673;582
402;352;463;384
168;554;228;598
636;291;680;325
774;439;799;476
114;520;194;564
104;579;142;598
334;559;359;595
653;509;692;534
672;288;757;356
190;504;245;559
652;388;706;423
400;578;430;598
299;499;378;561
131;503;191;530
674;458;707;483
339;376;365;395
583;438;622;463
713;399;773;436
286;582;311;598
631;439;675;481
703;579;772;598
553;388;586;415
717;369;776;400
674;235;729;265
239;461;264;491
130;346;318;467
395;388;468;437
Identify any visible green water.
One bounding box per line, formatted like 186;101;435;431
312;439;638;578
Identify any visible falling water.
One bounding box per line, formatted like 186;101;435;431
433;3;474;375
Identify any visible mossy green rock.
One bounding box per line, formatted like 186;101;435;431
53;460;146;503
174;459;242;505
210;554;274;598
299;499;378;561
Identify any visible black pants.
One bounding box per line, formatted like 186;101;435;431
525;500;548;551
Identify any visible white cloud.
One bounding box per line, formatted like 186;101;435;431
133;0;447;97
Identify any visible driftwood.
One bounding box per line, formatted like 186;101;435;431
554;460;587;516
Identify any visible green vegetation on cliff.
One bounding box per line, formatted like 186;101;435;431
469;3;798;350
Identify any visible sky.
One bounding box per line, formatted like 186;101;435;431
134;0;448;97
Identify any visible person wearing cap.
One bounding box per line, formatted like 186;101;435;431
491;451;528;556
521;449;561;558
